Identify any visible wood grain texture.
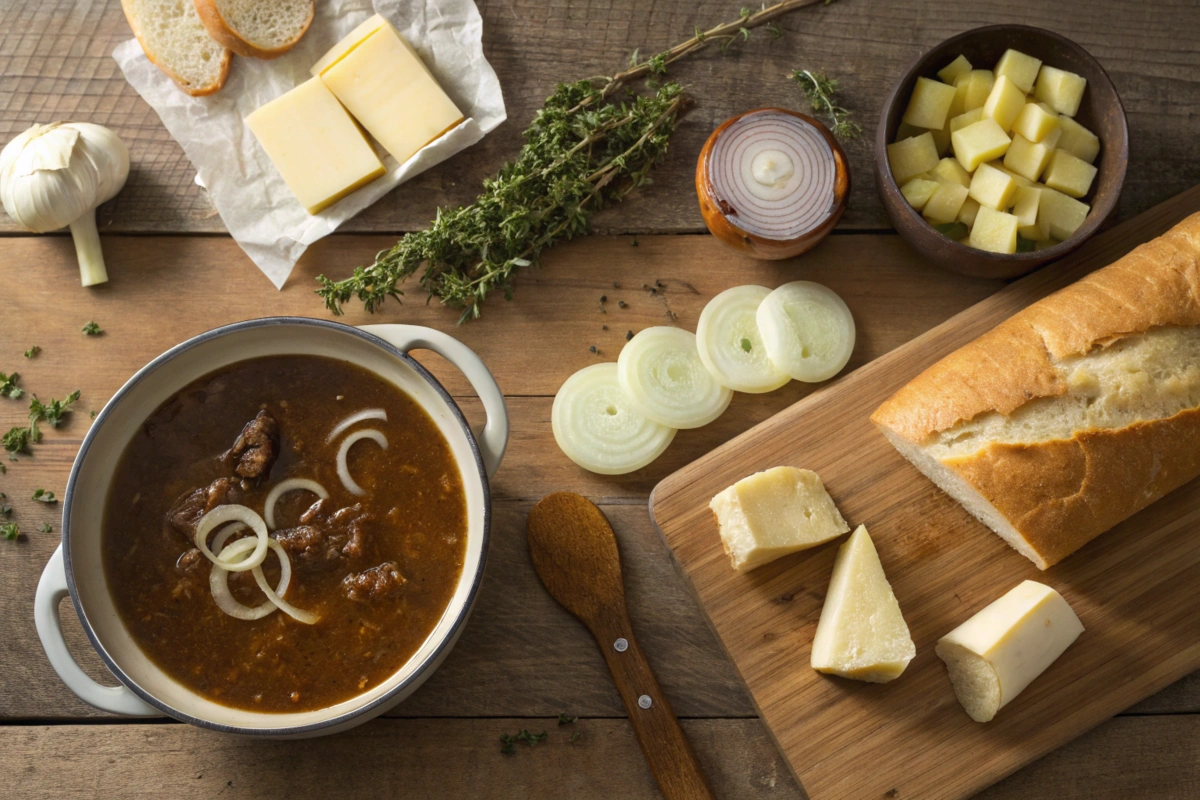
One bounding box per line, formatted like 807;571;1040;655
1;0;1198;234
651;188;1200;799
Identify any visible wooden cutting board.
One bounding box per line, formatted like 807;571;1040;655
650;185;1200;800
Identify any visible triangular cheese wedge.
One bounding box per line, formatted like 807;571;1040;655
810;525;915;683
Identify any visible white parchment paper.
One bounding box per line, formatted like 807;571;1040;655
113;0;506;288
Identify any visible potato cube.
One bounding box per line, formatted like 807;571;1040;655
937;55;973;85
969;206;1020;253
900;177;940;210
958;197;981;228
894;121;924;142
1043;149;1098;198
1018;214;1050;242
982;75;1026;132
1040;124;1063;150
922;181;969;224
1011;102;1060;142
1003;134;1054;182
888;133;940;185
961;70;995;110
995;49;1043;93
1056;116;1100;163
1039;187;1090;239
1011;185;1043;226
930;125;952;156
947;79;969;121
987;160;1034;187
1035;65;1087;116
969;162;1017;210
952;118;1011;172
931;157;971;188
949;108;983;133
903;77;958;130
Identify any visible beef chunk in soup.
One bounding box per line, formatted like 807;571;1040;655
343;562;406;602
224;410;279;480
273;502;372;571
165;477;243;538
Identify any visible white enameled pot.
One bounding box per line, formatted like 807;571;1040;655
34;319;508;737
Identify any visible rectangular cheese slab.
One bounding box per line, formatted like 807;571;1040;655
245;77;385;214
316;19;464;166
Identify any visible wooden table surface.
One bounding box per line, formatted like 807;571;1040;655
1;1;1198;798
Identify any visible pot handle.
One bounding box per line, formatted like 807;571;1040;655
35;545;159;717
359;324;508;478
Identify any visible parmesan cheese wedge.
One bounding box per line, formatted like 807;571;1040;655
936;580;1084;722
810;525;915;683
709;467;849;572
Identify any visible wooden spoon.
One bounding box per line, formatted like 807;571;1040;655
527;492;715;800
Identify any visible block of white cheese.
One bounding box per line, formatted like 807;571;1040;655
810;525;915;683
936;580;1084;722
315;16;464;166
245;77;385;214
309;14;390;76
709;466;849;572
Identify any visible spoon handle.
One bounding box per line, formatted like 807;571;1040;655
591;612;716;800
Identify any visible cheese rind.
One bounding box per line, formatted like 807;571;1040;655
936;580;1083;722
318;19;464;166
245;77;385;214
709;467;849;573
810;525;915;683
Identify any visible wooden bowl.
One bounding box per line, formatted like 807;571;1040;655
697;108;850;260
875;25;1128;279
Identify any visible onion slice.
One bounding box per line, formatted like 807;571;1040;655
208;533;283;621
195;504;269;573
336;429;388;496
263;478;329;530
327;408;388;443
552;363;677;475
696;285;791;394
251;542;319;625
756;281;855;383
617;327;732;429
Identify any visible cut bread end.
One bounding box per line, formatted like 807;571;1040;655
122;0;232;96
874;423;1050;569
935;639;1001;722
194;0;314;60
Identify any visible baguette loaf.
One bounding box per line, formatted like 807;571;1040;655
872;213;1200;569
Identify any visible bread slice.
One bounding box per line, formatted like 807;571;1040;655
121;0;232;96
194;0;314;60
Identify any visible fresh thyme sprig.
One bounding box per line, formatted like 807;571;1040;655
317;0;831;322
790;69;861;139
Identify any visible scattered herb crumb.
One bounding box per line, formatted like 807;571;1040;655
39;523;52;533
601;325;608;331
0;464;6;474
3;426;32;457
625;330;634;341
790;69;861;140
0;494;11;517
600;295;607;303
0;372;22;400
1;522;18;541
589;345;598;354
570;731;582;745
740;337;753;352
500;729;548;754
631;237;638;247
618;300;627;309
30;390;80;429
32;488;57;504
81;321;103;336
24;346;40;359
613;282;620;289
557;713;576;726
655;280;664;289
90;410;97;419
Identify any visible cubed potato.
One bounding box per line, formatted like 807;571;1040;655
952;118;1011;172
1039;187;1090;240
949;108;983;133
994;49;1043;93
1011;102;1060;142
901;177;940;210
903;77;958;130
1011;184;1043;226
947;79;969;121
1003;134;1054;182
961;70;995;111
922;181;970;224
969;162;1018;210
987;160;1034;187
931;157;971;188
1041;124;1063;150
982;75;1026;132
887;133;940;185
1056;115;1100;163
1035;65;1087;116
957;197;981;228
1043;149;1098;198
1019;215;1051;242
894;121;924;142
930;125;952;156
969;206;1020;253
937;55;973;85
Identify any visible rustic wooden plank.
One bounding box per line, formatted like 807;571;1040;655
2;715;1197;799
1;0;1197;235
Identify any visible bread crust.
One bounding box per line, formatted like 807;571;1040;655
121;0;232;96
194;0;314;60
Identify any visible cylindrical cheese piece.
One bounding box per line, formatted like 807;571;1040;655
936;580;1083;722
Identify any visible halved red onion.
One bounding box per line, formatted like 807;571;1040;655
327;408;388;443
263;478;329;530
336;429;388;496
195;504;270;573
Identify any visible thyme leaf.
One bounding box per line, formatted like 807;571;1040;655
2;426;31;457
500;729;549;754
40;523;52;533
30;390;80;429
0;372;22;400
0;493;11;517
32;488;57;504
81;321;103;336
1;522;17;541
790;69;861;140
557;713;576;726
23;346;40;359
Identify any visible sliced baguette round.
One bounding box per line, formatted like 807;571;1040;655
194;0;314;60
121;0;232;96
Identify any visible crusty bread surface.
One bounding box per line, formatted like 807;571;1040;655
121;0;231;96
872;212;1200;568
194;0;314;60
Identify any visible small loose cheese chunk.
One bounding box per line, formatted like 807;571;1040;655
952;118;1011;172
902;77;958;131
709;467;849;573
811;525;915;683
887;133;940;185
246;78;386;214
1035;65;1087;116
937;55;972;85
936;580;1083;722
318;19;464;166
